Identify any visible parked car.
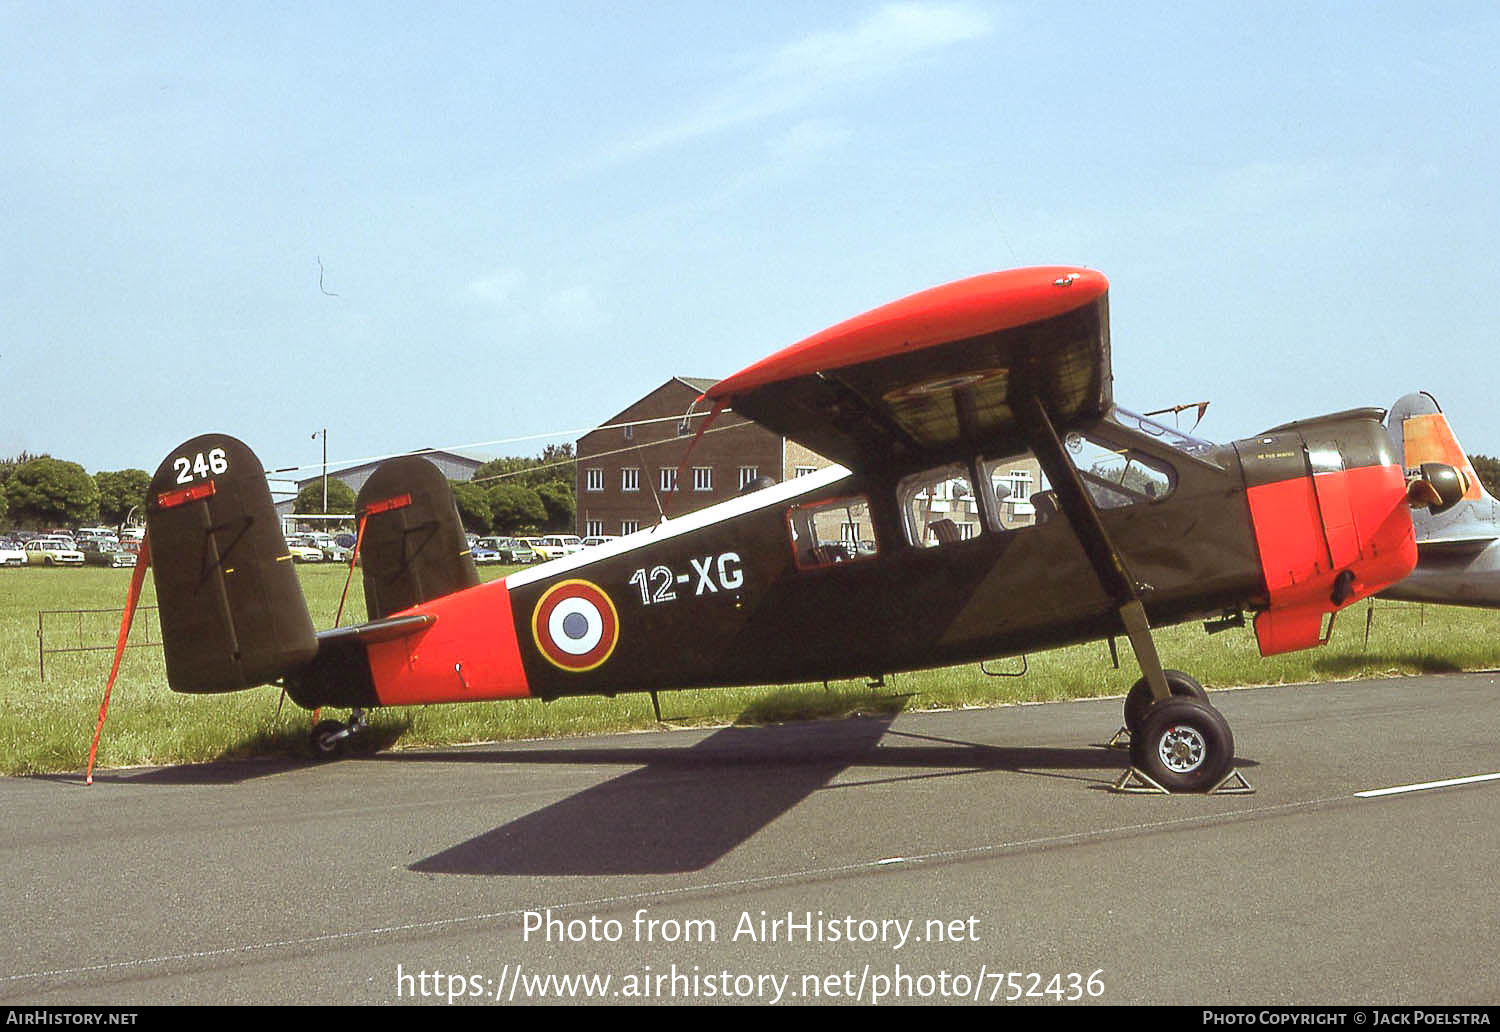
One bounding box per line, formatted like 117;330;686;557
516;536;549;560
283;536;324;563
580;535;619;548
0;543;26;567
469;543;502;565
479;537;541;564
533;535;584;559
25;539;85;567
80;540;137;568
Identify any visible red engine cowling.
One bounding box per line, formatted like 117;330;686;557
1236;410;1418;656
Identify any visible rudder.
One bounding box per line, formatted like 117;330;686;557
147;434;317;693
355;455;479;620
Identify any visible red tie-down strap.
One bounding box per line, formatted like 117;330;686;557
85;533;153;785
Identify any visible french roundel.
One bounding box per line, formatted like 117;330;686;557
531;579;620;672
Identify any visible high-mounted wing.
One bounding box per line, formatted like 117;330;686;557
704;267;1111;473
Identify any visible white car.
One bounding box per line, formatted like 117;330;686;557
25;539;85;567
580;535;619;548
532;535;584;559
0;543;26;567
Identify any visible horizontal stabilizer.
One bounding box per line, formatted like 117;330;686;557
356;456;479;620
1417;536;1500;554
146;434;317;693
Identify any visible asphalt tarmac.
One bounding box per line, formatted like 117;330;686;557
3;672;1497;1006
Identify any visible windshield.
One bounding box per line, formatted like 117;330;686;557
1110;407;1220;462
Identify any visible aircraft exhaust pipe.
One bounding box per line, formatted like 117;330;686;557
1406;462;1468;515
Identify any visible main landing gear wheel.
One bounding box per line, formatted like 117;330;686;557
1128;697;1235;793
1122;668;1208;734
309;709;368;760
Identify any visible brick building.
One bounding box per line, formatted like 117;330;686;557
575;377;833;537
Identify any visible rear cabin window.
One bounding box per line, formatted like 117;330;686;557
787;495;877;568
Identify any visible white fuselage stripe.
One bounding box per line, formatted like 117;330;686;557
506;464;852;589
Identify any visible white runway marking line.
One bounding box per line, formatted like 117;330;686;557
1355;772;1500;798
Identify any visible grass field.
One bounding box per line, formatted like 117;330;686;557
3;561;1498;775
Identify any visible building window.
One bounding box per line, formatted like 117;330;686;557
621;520;640;535
659;468;678;493
738;466;759;489
585;468;603;492
677;417;693;436
623;424;634;441
795;466;817;478
622;467;640;492
585;519;603;537
693;466;713;492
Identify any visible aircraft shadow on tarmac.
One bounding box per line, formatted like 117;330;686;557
400;715;1223;877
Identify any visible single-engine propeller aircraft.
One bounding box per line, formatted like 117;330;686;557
111;267;1468;792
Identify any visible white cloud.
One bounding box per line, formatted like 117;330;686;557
466;267;527;306
465;267;606;334
767;119;855;163
608;3;993;162
540;284;607;333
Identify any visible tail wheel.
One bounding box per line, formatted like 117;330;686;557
1123;669;1207;734
1129;697;1235;793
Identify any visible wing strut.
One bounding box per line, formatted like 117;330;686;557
1016;393;1171;702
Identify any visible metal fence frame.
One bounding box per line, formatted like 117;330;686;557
37;606;161;681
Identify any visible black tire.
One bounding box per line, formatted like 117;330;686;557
310;719;348;759
1129;697;1235;793
1123;669;1207;734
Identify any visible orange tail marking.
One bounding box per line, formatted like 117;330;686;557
1402;413;1482;502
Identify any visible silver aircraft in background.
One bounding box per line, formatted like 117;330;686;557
1380;391;1500;607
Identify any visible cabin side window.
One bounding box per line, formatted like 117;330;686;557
979;452;1051;530
786;495;878;569
977;433;1175;528
899;464;983;547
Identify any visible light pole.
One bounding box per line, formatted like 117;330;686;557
311;429;327;513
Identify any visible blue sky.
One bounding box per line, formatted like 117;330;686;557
4;2;1497;482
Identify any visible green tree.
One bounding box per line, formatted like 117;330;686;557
449;481;492;533
0;451;45;490
473;456;537;485
535;479;576;532
0;481;8;526
294;478;357;514
473;443;576;490
1468;454;1500;498
6;458;100;527
486;483;546;534
94;469;151;525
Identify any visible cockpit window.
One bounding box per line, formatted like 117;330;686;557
1065;431;1175;508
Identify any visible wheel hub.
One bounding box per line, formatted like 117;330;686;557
1158;724;1206;773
